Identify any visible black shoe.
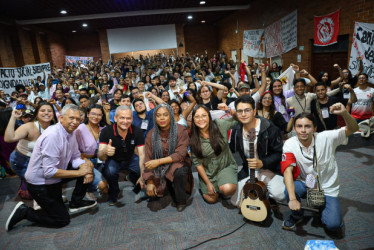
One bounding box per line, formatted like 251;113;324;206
282;215;303;230
326;223;345;239
69;200;97;213
5;202;28;231
176;204;187;212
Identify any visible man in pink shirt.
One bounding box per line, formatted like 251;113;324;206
5;104;97;232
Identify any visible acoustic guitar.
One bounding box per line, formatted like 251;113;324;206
240;128;270;222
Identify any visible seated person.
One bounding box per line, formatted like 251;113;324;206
143;104;192;212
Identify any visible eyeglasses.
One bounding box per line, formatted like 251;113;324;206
121;139;128;152
358;77;367;80
194;114;209;120
132;91;139;95
236;108;253;116
89;112;103;117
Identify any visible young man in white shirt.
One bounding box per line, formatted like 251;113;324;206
281;104;358;238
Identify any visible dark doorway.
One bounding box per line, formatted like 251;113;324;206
311;35;349;81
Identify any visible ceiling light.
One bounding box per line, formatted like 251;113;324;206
187;15;193;20
201;20;206;23
60;10;67;14
200;1;206;4
72;30;77;33
82;23;88;27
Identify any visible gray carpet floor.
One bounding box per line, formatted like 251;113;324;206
0;134;373;249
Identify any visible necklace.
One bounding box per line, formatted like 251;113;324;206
88;123;100;142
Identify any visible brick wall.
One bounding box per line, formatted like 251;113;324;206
184;24;218;57
47;32;66;68
217;0;374;72
66;33;102;62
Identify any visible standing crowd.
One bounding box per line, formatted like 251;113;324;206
1;51;373;239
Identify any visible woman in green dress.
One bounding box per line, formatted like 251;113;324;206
190;104;238;204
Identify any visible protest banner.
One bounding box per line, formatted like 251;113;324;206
0;63;51;95
277;66;295;91
281;10;298;53
349;22;374;83
265;21;283;58
243;29;266;58
314;10;340;46
65;56;93;65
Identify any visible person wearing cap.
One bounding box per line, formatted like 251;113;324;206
183;73;201;91
21;109;34;124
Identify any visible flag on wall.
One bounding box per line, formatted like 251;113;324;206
314;10;340;46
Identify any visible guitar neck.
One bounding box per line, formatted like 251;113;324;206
249;141;255;184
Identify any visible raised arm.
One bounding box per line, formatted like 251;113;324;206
330;103;359;136
181;90;197;119
4;109;29;143
145;92;165;105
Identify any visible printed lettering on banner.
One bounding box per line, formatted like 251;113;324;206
349;22;374;83
65;56;93;65
243;29;266;58
0;63;52;95
281;10;298;53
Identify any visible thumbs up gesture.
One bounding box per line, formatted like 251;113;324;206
106;139;116;156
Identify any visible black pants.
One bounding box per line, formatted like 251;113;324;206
168;165;189;204
26;175;88;228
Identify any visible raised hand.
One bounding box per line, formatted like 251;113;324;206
106;139;116;156
329;102;346;115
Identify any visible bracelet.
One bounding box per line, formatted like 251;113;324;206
184;91;190;97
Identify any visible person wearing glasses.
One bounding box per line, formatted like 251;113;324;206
190;104;238;205
349;73;374;123
98;106;145;205
76;104;108;201
229;95;286;206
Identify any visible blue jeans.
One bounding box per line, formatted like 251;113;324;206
285;180;343;231
103;155;140;201
9;150;30;180
87;158;105;192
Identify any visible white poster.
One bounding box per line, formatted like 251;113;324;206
0;63;51;95
281;10;298;53
349;22;374;83
277;66;295;91
243;29;266;58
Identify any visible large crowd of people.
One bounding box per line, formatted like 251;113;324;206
1;51;373;239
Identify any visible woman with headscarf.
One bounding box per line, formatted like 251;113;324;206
142;104;192;212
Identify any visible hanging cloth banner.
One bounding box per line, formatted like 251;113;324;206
314;9;340;46
349;22;374;83
243;29;266;58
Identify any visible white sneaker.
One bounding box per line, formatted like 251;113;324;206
85;192;97;201
33;200;41;210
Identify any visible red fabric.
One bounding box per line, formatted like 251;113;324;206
239;62;246;82
281;152;300;180
314;9;340;46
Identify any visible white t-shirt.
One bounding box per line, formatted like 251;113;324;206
282;127;348;197
351;87;374;120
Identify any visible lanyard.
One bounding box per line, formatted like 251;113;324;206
295;95;306;112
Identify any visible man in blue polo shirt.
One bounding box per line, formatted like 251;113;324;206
132;98;154;139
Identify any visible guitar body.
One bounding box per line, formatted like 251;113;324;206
240;180;270;222
239;128;271;222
